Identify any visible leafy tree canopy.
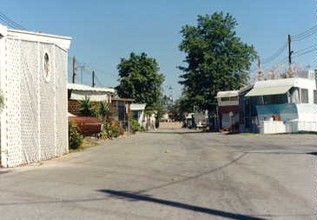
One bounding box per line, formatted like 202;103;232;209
116;52;165;113
167;97;188;121
179;12;257;112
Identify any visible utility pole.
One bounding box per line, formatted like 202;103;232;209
288;34;294;77
72;56;76;83
78;64;86;84
92;70;96;87
288;34;293;67
257;56;263;81
168;86;173;103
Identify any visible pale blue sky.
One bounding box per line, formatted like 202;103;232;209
1;0;316;98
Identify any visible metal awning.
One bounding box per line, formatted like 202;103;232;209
130;104;146;111
67;83;115;93
245;85;292;97
216;90;239;98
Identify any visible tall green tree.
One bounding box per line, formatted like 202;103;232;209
168;97;187;121
179;12;257;114
116;52;165;113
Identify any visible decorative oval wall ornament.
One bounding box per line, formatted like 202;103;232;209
44;52;51;82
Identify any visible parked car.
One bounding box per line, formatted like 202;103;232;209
68;115;102;136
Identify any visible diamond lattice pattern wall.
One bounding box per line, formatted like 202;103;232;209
1;32;70;167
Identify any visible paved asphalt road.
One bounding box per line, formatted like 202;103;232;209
0;128;316;220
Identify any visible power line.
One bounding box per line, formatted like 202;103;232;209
292;47;317;58
91;67;118;77
292;25;317;41
292;31;316;41
292;24;317;39
263;25;317;66
75;59;114;76
95;74;105;87
262;42;288;64
292;44;317;55
0;11;25;30
270;56;289;68
67;56;117;87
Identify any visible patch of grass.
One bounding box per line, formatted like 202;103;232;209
81;137;103;149
69;137;103;152
238;133;264;136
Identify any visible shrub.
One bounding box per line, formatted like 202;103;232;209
79;97;97;117
100;121;114;139
111;121;121;138
131;119;141;133
102;122;113;139
112;126;121;138
99;120;124;139
119;127;125;136
99;130;110;139
98;101;112;122
69;123;83;150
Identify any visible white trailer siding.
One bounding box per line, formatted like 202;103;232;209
246;76;317;134
0;25;71;167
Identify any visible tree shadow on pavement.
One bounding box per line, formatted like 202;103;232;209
99;189;265;220
307;151;317;156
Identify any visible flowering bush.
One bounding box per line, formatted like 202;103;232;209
69;123;83;150
100;121;123;139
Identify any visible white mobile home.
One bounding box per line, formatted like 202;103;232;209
130;103;146;128
0;25;71;167
245;73;317;133
68;83;115;102
216;90;240;131
67;83;115;115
